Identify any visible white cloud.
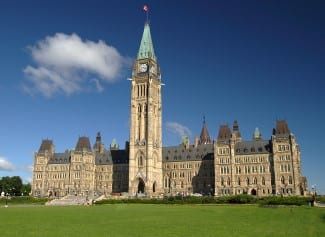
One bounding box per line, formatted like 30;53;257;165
0;157;15;171
165;122;192;138
90;78;104;93
23;33;129;97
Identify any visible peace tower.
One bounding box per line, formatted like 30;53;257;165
128;22;163;195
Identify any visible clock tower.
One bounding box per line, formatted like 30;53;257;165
128;21;163;196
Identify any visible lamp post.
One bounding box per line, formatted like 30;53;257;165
5;192;10;207
311;184;316;206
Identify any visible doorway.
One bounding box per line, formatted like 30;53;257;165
138;179;145;194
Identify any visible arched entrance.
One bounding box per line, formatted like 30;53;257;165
138;179;145;194
251;189;257;196
153;182;156;193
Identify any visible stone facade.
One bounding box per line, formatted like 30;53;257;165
31;22;308;198
214;121;307;196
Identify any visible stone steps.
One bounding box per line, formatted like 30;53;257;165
46;195;88;206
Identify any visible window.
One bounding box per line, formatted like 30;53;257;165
138;156;143;167
262;177;266;185
253;177;257;185
281;176;285;185
288;176;293;185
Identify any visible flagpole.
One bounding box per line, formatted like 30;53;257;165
143;5;149;23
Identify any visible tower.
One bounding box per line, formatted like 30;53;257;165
271;120;305;195
128;21;163;195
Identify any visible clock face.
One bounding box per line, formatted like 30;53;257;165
139;63;148;72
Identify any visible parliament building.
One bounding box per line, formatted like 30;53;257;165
32;21;308;198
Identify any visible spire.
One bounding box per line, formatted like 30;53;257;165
199;117;211;145
137;22;156;61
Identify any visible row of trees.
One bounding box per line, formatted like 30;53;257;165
0;176;31;196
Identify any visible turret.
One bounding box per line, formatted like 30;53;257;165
180;135;190;148
253;127;263;141
110;138;119;150
93;132;105;153
231;120;242;142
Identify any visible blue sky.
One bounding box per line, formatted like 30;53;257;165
0;0;324;194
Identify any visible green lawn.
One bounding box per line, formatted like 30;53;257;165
0;204;324;237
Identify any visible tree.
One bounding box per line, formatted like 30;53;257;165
0;176;24;196
21;183;31;196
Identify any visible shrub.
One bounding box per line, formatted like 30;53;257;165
95;195;313;206
227;194;256;204
316;196;325;203
258;196;312;206
0;196;48;205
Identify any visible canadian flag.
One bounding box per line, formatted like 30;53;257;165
143;5;148;12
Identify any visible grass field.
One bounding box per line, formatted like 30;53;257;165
0;204;324;237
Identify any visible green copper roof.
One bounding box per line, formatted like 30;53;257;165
137;22;156;60
254;127;262;139
110;138;119;149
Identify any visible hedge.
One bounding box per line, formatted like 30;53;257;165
94;195;313;206
0;196;48;205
